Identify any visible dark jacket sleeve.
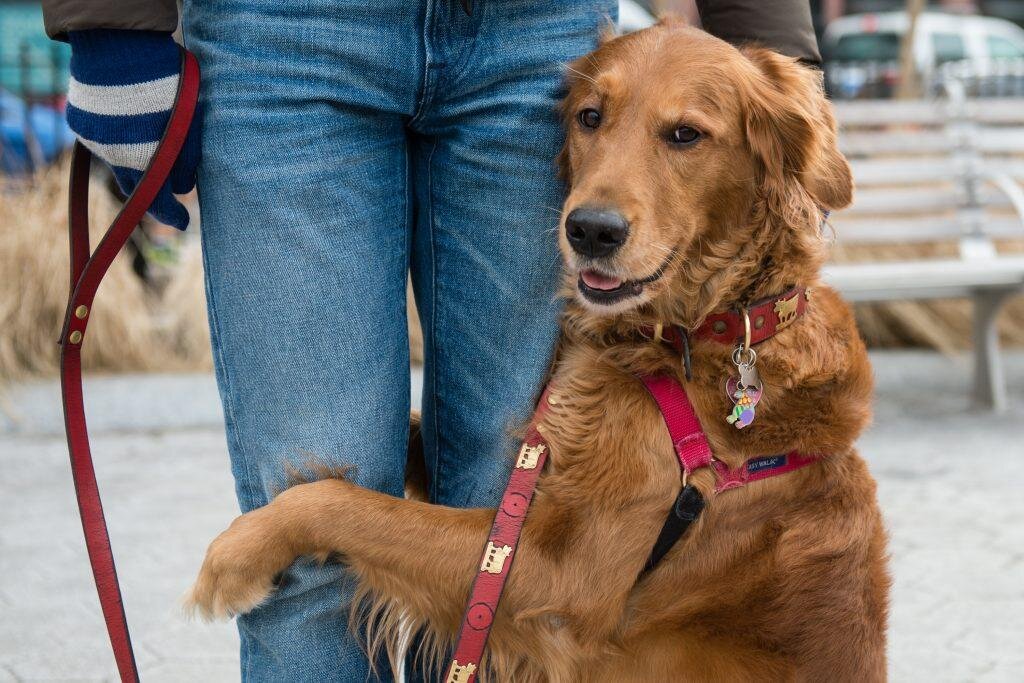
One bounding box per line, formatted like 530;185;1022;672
696;0;821;66
42;0;179;41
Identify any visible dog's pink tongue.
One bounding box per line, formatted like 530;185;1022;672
581;270;623;291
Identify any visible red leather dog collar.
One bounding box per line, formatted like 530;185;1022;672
644;285;810;354
696;285;810;346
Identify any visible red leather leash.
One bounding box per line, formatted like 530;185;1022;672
59;49;200;683
445;389;552;682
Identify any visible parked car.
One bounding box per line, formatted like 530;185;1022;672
823;11;1024;98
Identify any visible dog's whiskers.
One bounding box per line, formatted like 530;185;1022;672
565;65;597;86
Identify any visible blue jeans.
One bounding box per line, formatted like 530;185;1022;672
182;1;614;679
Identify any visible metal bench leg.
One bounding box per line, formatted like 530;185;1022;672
971;290;1013;412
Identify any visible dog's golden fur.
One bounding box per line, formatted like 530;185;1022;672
187;22;888;681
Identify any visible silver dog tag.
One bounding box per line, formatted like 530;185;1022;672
739;361;760;390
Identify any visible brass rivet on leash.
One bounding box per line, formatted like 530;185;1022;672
754;315;765;329
75;305;89;319
712;320;727;334
546;393;559;406
69;330;83;344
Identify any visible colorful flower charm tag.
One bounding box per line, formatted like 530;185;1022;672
726;376;762;429
726;345;762;429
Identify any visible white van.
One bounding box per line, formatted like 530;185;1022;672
823;12;1024;97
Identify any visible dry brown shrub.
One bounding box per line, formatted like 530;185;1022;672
160;241;213;370
0;158;424;382
0;158;210;383
830;239;1024;350
408;283;423;365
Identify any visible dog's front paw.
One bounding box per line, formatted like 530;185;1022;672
184;508;295;620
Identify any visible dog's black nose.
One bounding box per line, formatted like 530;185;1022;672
565;208;629;258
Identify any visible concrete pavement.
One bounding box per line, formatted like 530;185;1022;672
1;352;1022;681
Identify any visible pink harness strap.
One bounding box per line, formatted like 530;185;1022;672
712;451;821;493
640;374;820;492
640;374;713;479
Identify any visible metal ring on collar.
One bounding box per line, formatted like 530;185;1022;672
732;345;757;367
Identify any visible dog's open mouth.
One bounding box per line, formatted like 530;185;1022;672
577;251;676;306
578;270;643;304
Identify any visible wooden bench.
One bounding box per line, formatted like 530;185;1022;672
823;92;1024;411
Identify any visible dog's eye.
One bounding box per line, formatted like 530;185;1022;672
669;126;701;146
578;108;601;129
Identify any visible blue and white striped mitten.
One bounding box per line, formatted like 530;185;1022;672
67;30;201;230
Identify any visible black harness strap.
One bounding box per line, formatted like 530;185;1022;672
640;483;706;576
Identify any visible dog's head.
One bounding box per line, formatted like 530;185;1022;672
558;21;852;325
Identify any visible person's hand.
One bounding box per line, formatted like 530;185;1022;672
67;29;201;230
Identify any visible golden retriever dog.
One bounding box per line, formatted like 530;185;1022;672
187;20;888;681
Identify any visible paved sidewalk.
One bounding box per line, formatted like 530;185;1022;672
1;352;1022;682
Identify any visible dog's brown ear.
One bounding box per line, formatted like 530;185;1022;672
741;47;853;211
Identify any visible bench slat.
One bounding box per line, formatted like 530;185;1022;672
963;99;1024;124
985;160;1024;177
840;129;1024;155
842;187;958;214
849;158;1024;185
977;129;1024;154
828;216;1023;243
832;101;947;127
823;257;1024;301
841;185;1021;216
835;99;1024;127
849;159;962;184
836;99;1024;127
840;131;953;156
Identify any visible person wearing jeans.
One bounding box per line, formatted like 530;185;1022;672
43;0;820;679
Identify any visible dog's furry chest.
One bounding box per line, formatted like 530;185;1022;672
524;373;879;615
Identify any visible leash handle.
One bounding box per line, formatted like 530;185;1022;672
59;48;200;683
